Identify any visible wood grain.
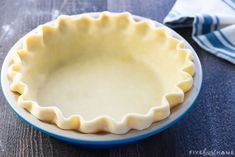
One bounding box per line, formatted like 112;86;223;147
0;0;234;157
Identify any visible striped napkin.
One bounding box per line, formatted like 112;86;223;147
164;0;235;64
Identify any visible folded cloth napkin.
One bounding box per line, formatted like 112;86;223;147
164;0;235;64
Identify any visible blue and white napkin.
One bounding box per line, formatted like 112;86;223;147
164;0;235;64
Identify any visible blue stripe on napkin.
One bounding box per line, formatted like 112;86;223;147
192;14;235;63
222;0;235;11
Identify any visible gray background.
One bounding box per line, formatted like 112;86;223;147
0;0;234;157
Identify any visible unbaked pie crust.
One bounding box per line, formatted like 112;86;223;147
8;12;194;134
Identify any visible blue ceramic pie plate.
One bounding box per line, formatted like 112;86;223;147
1;12;202;148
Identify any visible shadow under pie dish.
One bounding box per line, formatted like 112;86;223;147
7;12;195;134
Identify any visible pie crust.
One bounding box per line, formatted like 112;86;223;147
8;12;194;134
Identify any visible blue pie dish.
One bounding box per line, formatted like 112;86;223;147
1;12;202;148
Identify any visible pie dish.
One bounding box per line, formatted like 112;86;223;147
7;12;194;134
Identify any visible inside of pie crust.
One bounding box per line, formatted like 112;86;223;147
19;15;189;121
37;57;164;120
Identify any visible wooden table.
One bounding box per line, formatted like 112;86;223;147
0;0;234;156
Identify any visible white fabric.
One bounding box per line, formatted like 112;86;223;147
164;0;235;64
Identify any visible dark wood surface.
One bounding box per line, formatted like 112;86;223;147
0;0;234;157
